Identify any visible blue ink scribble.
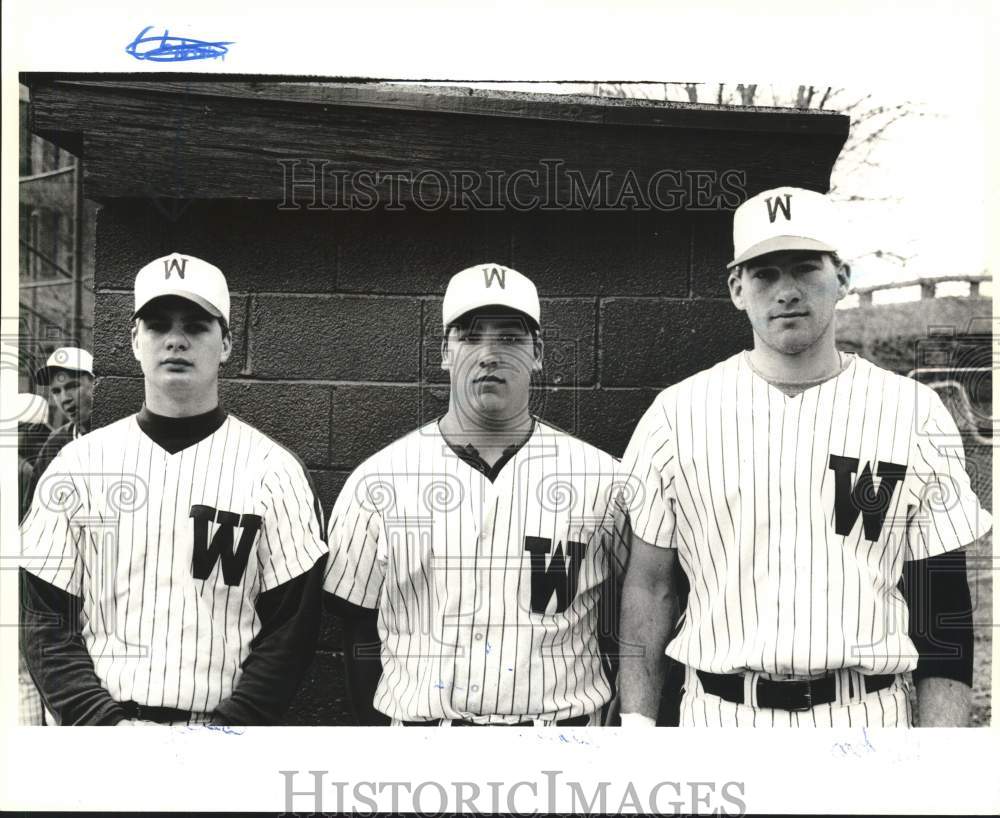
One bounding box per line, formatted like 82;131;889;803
433;681;446;690
126;26;233;62
549;732;591;746
184;723;246;735
832;726;876;758
485;642;492;655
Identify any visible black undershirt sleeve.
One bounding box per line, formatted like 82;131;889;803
211;555;328;726
22;428;73;523
325;592;389;726
902;550;974;687
19;569;128;726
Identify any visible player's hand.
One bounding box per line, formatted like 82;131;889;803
115;718;161;726
619;712;657;727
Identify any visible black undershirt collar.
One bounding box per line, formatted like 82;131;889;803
440;417;536;483
136;405;228;454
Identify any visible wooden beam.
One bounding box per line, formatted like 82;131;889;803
27;78;849;204
852;273;990;296
26;75;851;135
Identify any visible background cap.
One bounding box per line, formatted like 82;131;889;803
16;393;50;425
729;186;841;268
442;263;541;329
34;347;94;385
134;253;230;324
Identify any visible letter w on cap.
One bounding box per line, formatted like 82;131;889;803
765;194;792;223
163;257;188;279
483;266;506;288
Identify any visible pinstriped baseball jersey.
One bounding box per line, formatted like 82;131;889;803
619;351;991;678
324;418;627;723
20;413;327;714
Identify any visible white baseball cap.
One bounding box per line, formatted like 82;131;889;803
442;263;541;329
729;186;841;269
133;253;230;325
34;347;94;385
16;393;50;425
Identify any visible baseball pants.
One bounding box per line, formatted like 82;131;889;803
679;666;912;727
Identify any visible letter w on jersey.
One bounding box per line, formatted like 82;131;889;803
829;455;907;541
524;536;585;614
190;504;262;586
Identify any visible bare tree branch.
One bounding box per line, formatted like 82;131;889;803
839;92;874;115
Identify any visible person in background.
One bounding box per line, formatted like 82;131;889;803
17;393;52;520
25;347;95;512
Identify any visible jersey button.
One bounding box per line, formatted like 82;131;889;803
474;633;483;641
471;685;479;693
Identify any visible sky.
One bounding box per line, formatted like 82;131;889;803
832;82;988;295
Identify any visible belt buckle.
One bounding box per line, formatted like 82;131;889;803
789;679;814;712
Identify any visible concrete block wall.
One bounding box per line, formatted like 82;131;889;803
92;199;753;723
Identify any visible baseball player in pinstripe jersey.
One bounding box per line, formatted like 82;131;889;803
325;264;627;726
23;347;96;522
19;253;328;726
618;187;991;727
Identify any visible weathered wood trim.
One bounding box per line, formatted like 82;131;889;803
26;77;848;204
25;75;850;134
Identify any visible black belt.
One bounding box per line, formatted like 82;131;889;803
119;700;197;724
403;714;591;727
696;670;895;712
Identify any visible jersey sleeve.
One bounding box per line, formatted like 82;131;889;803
903;389;992;561
19;445;87;595
323;465;386;610
606;474;632;576
256;449;329;592
618;394;678;549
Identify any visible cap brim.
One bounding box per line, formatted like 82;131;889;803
444;304;540;332
727;236;837;269
133;292;224;321
35;365;94;385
